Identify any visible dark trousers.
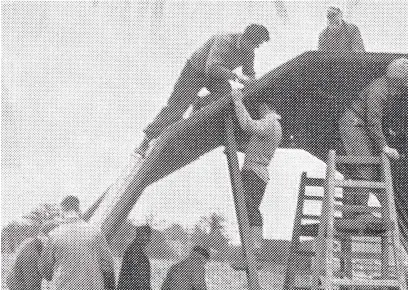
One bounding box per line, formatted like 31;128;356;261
143;61;231;139
339;109;380;211
241;170;267;227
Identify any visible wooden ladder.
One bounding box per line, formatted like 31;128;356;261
223;111;261;290
312;150;407;290
283;172;326;290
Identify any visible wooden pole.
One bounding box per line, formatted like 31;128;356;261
223;111;261;290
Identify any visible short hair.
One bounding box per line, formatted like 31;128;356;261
60;195;80;212
135;225;152;237
243;24;270;44
327;6;342;17
192;245;210;259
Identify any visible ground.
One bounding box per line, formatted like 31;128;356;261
1;253;285;290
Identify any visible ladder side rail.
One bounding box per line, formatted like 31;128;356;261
284;172;308;290
381;153;408;290
223;112;261;290
323;150;337;290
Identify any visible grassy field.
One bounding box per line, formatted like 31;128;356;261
2;253;286;290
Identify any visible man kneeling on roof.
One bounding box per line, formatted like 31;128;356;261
230;84;282;264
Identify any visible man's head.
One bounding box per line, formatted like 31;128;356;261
386;58;408;89
326;6;343;29
192;245;210;263
60;195;80;213
132;224;152;247
241;24;270;51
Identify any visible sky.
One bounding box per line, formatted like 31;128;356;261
1;1;407;243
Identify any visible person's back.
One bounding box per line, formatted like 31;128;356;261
48;221;107;289
161;247;209;290
7;237;42;290
39;195;114;290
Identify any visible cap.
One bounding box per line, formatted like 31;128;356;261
327;6;342;17
386;58;408;85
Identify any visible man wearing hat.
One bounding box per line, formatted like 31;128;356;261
39;196;115;290
339;58;408;220
318;6;365;52
161;246;210;290
6;223;57;290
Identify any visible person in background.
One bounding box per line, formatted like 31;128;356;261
161;245;210;290
230;86;282;259
39;195;115;290
117;225;152;290
339;58;408;220
135;24;270;157
318;6;365;52
6;223;57;290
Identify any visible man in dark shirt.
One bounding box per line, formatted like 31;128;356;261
6;223;57;290
339;58;407;217
117;225;152;290
135;24;270;157
318;6;365;52
161;246;210;290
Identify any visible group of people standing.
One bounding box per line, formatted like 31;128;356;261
7;5;407;290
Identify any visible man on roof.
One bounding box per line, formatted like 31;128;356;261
318;6;365;52
135;24;270;157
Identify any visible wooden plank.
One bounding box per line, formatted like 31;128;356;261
331;278;399;287
304;177;324;187
334;251;382;260
284;172;307;290
334;179;386;189
223;113;260;290
324;150;337;290
334;204;381;214
381;153;408;290
335;155;382;165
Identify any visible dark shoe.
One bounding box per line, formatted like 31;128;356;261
134;138;150;158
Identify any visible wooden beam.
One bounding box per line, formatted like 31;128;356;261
223;111;261;290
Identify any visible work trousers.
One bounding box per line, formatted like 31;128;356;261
241;170;267;227
144;61;231;139
339;109;380;210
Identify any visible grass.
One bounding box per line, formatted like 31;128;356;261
2;253;285;290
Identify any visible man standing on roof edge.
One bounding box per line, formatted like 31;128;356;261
339;58;408;220
135;24;270;157
318;6;365;52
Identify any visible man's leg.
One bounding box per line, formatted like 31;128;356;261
241;170;267;250
339;112;377;209
136;62;205;156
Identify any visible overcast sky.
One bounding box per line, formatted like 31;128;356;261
2;1;407;243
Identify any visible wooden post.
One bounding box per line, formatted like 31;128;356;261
284;172;307;290
223;111;261;290
381;154;408;290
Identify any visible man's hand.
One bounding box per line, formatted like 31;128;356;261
237;74;255;86
383;145;400;160
231;89;244;103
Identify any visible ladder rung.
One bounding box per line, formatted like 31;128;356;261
331;278;399;287
296;250;315;257
304;195;343;202
304;177;324;187
335;155;382;165
335;219;393;233
299;223;319;237
334;179;386;189
302;214;320;220
334;204;381;214
334;251;382;260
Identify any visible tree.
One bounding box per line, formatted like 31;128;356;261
23;203;59;226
